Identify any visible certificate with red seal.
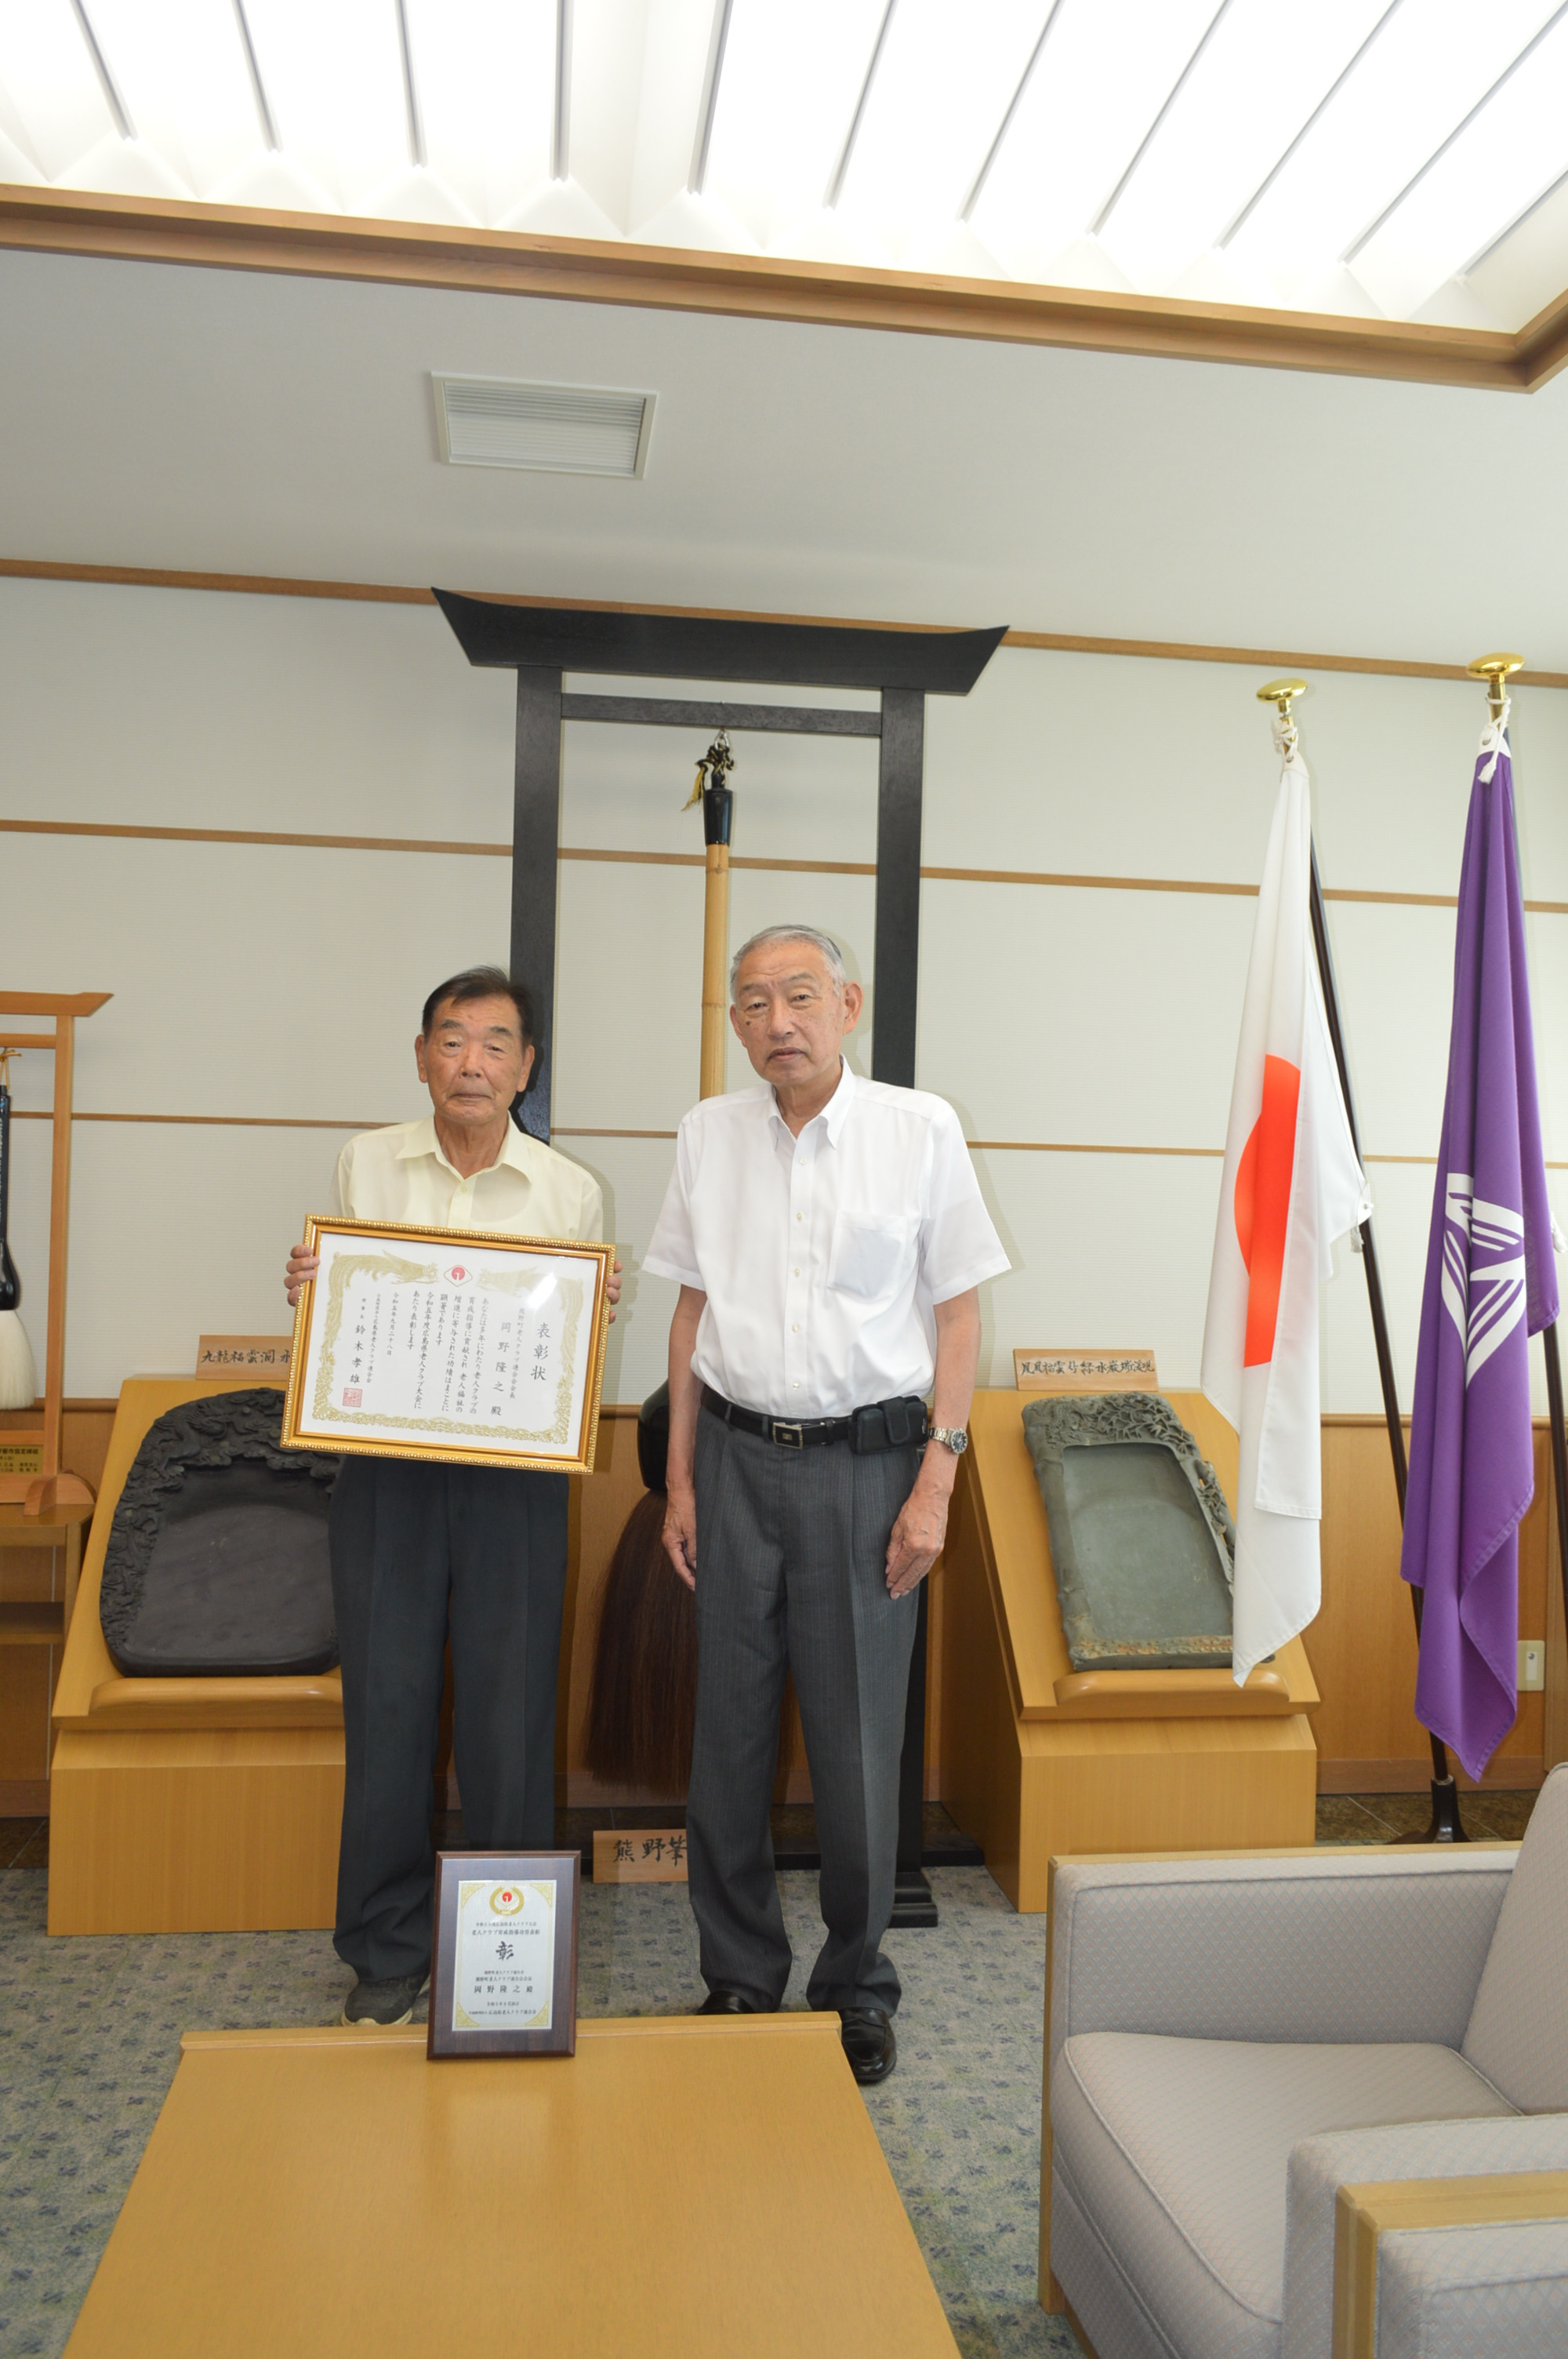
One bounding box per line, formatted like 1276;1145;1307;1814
281;1216;613;1476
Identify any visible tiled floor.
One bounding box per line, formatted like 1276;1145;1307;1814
1314;1787;1541;1843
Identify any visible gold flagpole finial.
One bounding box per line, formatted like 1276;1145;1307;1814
1256;676;1309;722
1466;652;1524;721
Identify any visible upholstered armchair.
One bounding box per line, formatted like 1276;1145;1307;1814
1044;1765;1568;2358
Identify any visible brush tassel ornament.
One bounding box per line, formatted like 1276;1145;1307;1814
0;1059;38;1410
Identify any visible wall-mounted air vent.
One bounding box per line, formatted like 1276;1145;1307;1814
432;376;655;478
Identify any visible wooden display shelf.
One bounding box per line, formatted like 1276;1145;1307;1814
49;1376;343;1935
939;1388;1319;1910
61;2016;957;2359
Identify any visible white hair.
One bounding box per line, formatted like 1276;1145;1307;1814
729;925;847;1002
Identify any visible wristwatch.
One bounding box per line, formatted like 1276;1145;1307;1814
927;1425;969;1456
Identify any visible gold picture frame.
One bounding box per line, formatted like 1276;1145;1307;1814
280;1216;613;1476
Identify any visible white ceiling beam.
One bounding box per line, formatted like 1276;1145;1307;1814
825;0;898;210
553;0;572;181
688;0;734;195
67;0;134;142
1091;0;1235;238
230;0;281;154
960;0;1067;226
394;0;426;169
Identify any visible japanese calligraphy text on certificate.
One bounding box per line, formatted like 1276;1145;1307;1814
281;1217;613;1476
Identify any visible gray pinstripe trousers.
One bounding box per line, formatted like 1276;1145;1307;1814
686;1408;921;2013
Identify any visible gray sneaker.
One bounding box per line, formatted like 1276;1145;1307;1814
340;1969;430;2027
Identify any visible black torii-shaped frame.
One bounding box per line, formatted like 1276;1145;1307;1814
435;587;1009;1927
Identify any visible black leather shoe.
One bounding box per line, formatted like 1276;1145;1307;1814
839;2006;896;2085
696;1989;759;2015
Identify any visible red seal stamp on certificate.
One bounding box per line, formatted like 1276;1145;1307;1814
342;1387;362;1407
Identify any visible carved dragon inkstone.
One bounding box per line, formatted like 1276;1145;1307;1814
1022;1392;1235;1671
100;1389;340;1677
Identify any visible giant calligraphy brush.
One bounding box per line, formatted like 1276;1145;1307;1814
584;736;736;1797
0;1054;38;1410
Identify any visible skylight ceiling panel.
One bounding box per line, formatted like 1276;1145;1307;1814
566;0;653;236
702;0;890;251
1351;11;1568;318
830;0;1047;264
405;0;555;224
85;0;264;198
1096;0;1389;296
966;0;1221;286
242;0;411;212
1226;0;1559;305
0;0;117;179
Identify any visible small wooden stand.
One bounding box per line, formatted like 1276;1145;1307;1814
0;991;110;1516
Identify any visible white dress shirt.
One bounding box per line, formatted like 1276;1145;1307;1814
328;1117;603;1243
644;1063;1009;1419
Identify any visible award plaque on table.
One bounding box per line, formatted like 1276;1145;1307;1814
429;1850;580;2059
281;1216;613;1477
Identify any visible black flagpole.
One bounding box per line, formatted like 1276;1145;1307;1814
1260;679;1465;1841
1306;838;1465;1842
1541;1325;1568;1710
1486;649;1568;1763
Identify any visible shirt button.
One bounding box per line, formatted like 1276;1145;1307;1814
792;1323;800;1333
793;1381;800;1390
793;1267;801;1277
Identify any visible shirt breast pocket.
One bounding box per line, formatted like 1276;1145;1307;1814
827;1211;916;1303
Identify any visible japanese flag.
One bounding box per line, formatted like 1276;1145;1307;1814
1202;737;1370;1681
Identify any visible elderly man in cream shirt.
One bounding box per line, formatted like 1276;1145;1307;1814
645;925;1009;2085
285;965;617;2028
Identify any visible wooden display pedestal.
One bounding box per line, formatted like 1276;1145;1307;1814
940;1389;1319;1911
49;1378;343;1936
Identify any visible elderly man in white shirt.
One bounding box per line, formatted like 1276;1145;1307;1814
644;925;1009;2085
285;966;616;2029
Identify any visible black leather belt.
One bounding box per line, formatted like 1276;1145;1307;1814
702;1386;927;1454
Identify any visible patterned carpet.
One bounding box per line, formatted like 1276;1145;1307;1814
0;1863;1075;2359
2;1786;1539;2358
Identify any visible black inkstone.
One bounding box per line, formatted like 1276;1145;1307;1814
99;1389;339;1677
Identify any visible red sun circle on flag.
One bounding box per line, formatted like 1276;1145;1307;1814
1233;1054;1300;1368
445;1265;470;1284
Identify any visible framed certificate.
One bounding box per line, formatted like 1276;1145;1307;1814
281;1216;612;1476
428;1850;579;2059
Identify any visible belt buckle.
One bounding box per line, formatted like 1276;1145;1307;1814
771;1420;804;1448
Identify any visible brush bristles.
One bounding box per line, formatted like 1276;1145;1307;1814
0;1311;38;1411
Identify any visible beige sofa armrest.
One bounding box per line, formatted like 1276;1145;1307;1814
1283;2117;1568;2359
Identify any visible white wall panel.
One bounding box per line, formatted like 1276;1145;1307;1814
1;836;510;1120
923;647;1276;885
915;878;1255;1148
7;576;1568;1412
0;577;515;841
967;1147;1225;1391
558;673;879;863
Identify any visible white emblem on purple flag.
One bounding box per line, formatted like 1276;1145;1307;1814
1439;1174;1527;1387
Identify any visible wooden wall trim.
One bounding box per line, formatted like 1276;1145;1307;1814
5;555;1568;693
0;185;1541;393
10;820;1568;919
22;1114;1550;1166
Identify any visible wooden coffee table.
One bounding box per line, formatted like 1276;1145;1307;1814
64;2012;957;2359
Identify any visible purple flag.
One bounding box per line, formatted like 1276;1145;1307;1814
1401;718;1559;1780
